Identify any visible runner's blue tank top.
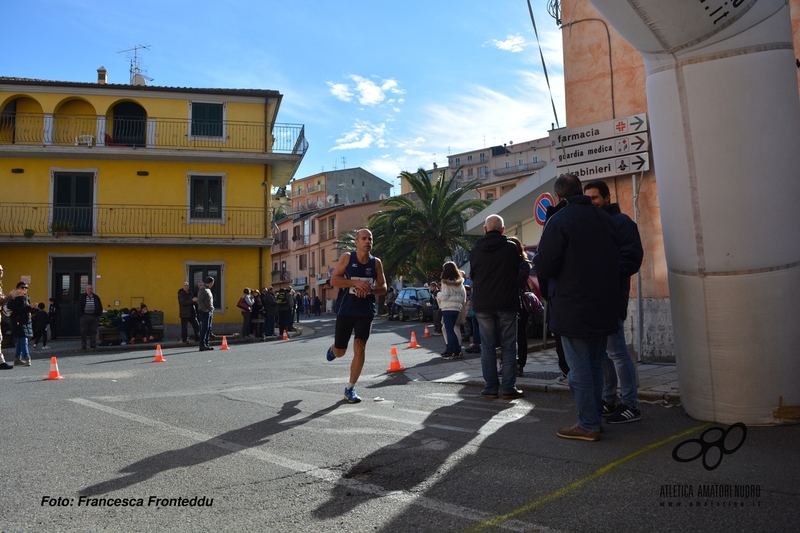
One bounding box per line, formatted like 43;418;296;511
336;253;377;317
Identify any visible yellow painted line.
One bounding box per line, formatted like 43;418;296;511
467;422;712;533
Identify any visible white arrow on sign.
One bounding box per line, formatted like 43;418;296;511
561;152;650;179
556;132;649;168
550;113;648;149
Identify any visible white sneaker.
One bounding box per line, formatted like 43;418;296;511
121;342;126;345
42;345;51;350
32;344;38;349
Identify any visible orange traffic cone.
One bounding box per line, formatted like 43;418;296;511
220;336;230;350
43;356;65;380
387;346;406;373
152;344;166;363
408;331;420;348
282;330;289;341
423;325;432;338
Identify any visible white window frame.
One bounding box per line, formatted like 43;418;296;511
187;101;227;143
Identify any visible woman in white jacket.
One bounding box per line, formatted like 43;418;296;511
437;261;466;359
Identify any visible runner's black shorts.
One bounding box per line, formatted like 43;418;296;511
334;315;374;349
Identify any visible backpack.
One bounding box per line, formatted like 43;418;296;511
521;291;544;321
276;290;287;305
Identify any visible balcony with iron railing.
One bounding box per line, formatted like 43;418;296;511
271;270;291;284
0;113;307;155
0;203;273;245
493;161;546;177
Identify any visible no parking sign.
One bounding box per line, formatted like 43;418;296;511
534;193;554;226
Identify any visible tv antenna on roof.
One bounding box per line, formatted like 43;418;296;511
117;44;153;85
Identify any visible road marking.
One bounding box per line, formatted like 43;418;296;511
466;422;713;533
70;397;554;532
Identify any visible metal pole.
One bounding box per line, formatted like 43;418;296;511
633;173;643;362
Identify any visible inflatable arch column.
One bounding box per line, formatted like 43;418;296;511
587;0;800;424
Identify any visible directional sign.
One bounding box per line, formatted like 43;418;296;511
564;153;650;180
556;132;649;168
550;113;647;149
534;193;555;226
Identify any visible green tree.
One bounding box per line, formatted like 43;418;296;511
368;168;489;284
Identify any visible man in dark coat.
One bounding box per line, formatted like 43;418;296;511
77;284;103;351
534;173;621;442
469;214;525;400
261;287;278;337
177;282;200;344
584;180;644;424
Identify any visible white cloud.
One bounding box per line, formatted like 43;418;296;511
327;75;405;107
416;72;566;156
331;120;387;151
327;82;353;102
487;34;527;53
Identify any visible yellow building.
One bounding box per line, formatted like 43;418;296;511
0;72;306;337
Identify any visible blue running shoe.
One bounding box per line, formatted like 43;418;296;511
344;386;361;403
326;346;336;362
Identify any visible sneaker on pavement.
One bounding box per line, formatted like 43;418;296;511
344;386;361;403
42;345;51;350
480;390;499;400
32;344;38;349
0;362;13;370
14;358;25;366
502;389;525;400
607;404;642;424
602;400;618;417
22;358;31;366
557;424;601;442
326;346;336;362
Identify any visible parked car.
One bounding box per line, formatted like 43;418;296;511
394;287;433;322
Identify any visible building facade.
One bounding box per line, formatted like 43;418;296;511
0;73;306;337
270;199;386;311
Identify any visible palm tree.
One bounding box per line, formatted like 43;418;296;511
368;167;489;284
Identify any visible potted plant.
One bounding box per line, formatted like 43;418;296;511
50;220;73;237
23;228;35;239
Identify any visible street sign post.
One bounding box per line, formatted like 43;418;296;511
550;113;649;178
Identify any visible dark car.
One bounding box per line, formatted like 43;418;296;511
394;287;433;322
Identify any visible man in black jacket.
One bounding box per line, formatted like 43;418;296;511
177;282;200;344
534;174;621;441
469;214;525;400
584;180;644;424
77;284;103;351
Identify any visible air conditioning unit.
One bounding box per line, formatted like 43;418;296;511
316;273;322;279
290;278;296;284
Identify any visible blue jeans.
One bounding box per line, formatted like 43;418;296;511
442;310;461;355
476;311;518;394
15;337;29;360
603;319;638;409
198;310;213;348
562;335;606;432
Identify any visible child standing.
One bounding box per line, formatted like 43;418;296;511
114;308;130;345
31;302;50;349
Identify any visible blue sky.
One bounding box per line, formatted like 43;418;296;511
1;0;565;192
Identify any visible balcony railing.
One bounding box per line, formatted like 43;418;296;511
1;203;268;238
493;161;544;177
0;113;307;155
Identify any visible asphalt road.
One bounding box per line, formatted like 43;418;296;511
2;316;798;532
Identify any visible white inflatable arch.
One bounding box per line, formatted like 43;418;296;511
587;0;800;424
